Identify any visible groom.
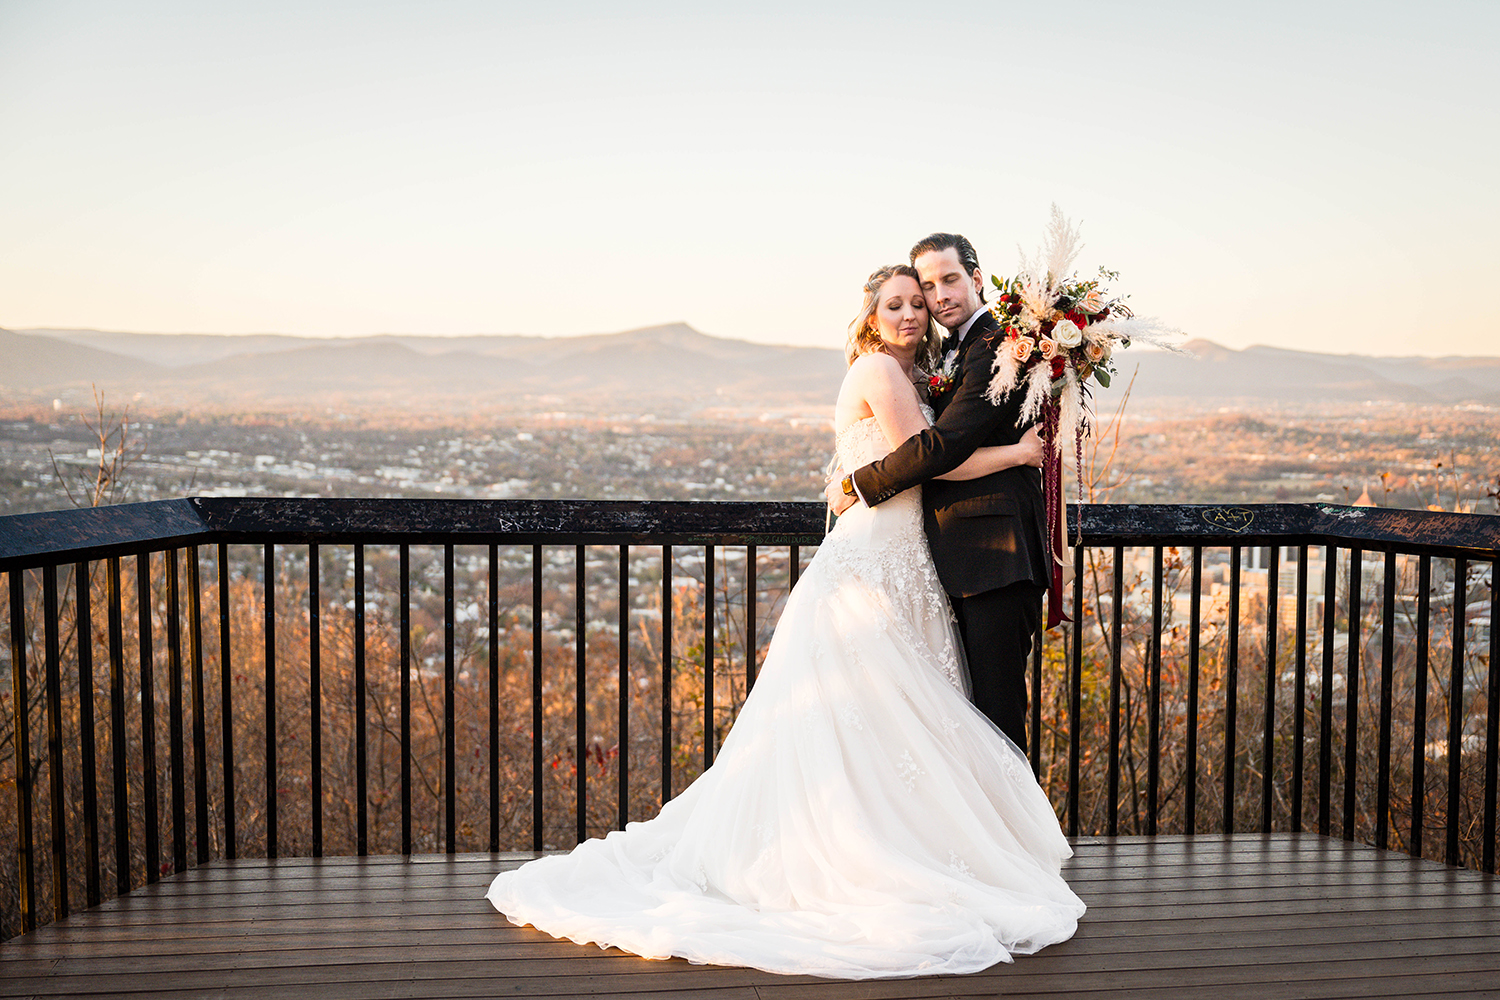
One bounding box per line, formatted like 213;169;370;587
826;233;1050;754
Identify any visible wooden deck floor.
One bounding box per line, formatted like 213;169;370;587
2;834;1497;1000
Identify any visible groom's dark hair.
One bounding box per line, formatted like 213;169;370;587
909;233;985;303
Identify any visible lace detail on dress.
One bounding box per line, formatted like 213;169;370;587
1000;744;1030;782
897;750;925;791
826;414;964;693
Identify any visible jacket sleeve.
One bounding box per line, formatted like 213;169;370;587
851;336;1015;507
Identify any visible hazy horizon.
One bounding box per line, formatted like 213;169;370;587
3;2;1496;358
9;324;1500;363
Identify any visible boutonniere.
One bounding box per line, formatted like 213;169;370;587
923;351;960;399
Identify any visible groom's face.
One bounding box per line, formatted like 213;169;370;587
913;248;984;332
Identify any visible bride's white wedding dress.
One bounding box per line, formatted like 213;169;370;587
486;410;1085;979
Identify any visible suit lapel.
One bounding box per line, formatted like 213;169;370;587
964;307;999;347
933;308;997;417
953;308;997;370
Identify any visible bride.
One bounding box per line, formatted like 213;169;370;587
486;264;1086;979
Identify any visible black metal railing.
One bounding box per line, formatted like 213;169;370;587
2;498;1497;940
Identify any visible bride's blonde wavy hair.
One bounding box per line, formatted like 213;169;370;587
845;264;942;368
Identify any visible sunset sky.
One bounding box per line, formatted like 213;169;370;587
2;1;1495;356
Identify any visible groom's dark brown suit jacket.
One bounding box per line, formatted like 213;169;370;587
851;308;1050;599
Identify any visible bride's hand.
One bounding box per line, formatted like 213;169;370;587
1018;426;1045;468
824;478;858;515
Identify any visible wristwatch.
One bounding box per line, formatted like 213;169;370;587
841;474;856;498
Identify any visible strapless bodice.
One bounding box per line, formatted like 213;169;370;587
833;403;934;470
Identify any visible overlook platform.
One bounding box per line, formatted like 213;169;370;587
2;834;1497;1000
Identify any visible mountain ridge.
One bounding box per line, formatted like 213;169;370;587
5;326;1500;413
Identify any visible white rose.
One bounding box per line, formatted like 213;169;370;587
1052;319;1084;349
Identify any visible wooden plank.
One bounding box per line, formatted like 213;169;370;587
4;835;1500;1000
38;910;1494;955
753;974;1500;1000
124;863;1487;898
67;869;1500;917
398;993;761;1000
43;920;1488;983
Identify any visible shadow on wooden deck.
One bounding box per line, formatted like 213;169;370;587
2;834;1497;1000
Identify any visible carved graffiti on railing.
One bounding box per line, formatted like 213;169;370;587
1201;506;1256;533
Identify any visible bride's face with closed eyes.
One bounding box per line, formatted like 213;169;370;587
872;275;929;362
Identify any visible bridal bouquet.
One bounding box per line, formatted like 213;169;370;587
984;205;1178;626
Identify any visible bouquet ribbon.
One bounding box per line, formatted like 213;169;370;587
1040;358;1072;631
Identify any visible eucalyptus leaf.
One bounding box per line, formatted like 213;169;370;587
1095;368;1111;388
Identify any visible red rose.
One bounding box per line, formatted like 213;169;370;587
1050;356;1066;378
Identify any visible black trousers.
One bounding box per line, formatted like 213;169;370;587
950;581;1044;753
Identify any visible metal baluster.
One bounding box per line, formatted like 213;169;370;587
490;543;501;852
1412;555;1432;857
1147;546;1163;834
703;544;715;770
575;544;586;845
262;544;275;861
309;544;322;858
1261;545;1279;834
1187;547;1202;835
353;544;366;857
746;544;758;692
1483;557;1498;874
42;565;68;918
1446;556;1467;866
532;544;544;850
401;544;412;856
445;543;457;854
618;544;630;832
76;561;100;906
1292;546;1308;833
1067;544;1084;837
1376;552;1397;850
1107;545;1123;837
661;544;673;805
9;570;35;932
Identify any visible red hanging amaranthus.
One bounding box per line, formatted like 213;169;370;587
1039;364;1069;629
